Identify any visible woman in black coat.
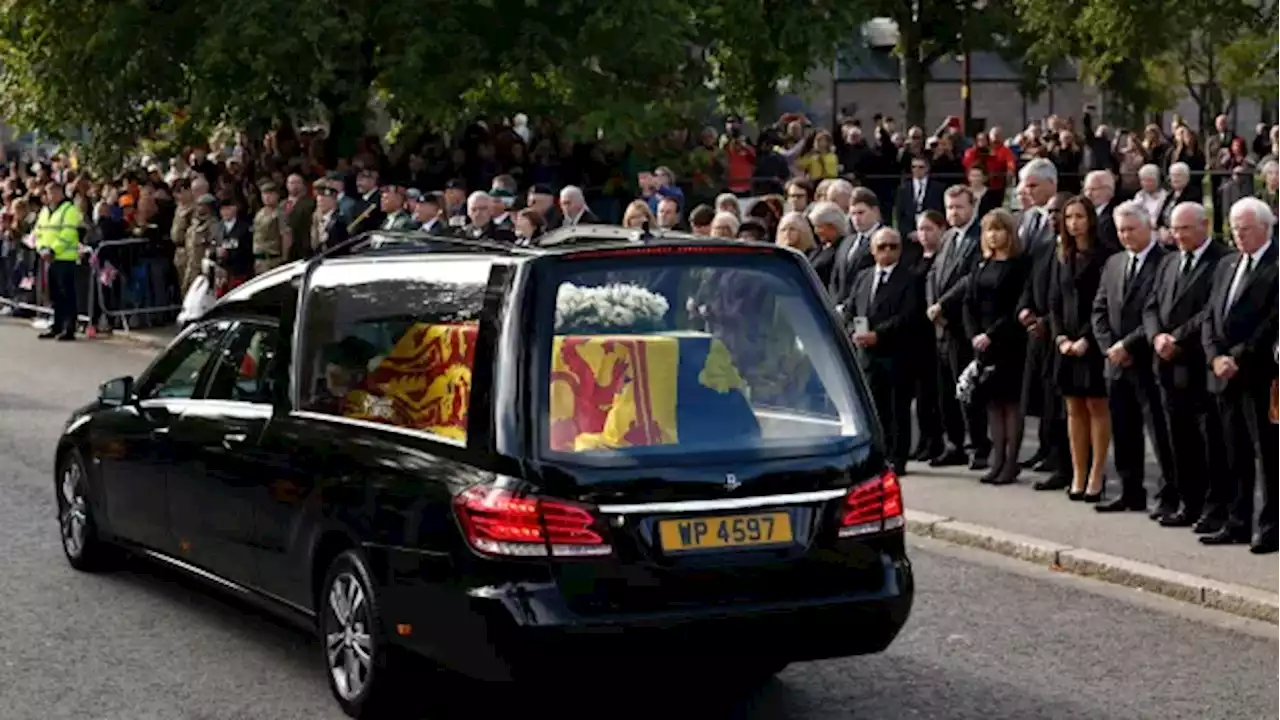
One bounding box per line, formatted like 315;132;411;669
961;209;1032;485
1048;195;1116;502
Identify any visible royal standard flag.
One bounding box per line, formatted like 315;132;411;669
549;332;760;452
345;322;477;441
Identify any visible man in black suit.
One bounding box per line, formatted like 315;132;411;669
1199;197;1279;553
346;168;385;235
527;184;563;230
463;191;517;243
214;199;253;291
1083;170;1121;252
847;228;922;474
310;181;349;256
828;187;885;316
1015;160;1072;489
925;185;990;469
1143;201;1230;529
558;185;599;227
894;156;946;235
1091;201;1174;514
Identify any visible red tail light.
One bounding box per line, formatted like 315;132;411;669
453;486;611;557
838;470;905;538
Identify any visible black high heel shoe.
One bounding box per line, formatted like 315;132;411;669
1083;480;1106;504
1067;487;1085;502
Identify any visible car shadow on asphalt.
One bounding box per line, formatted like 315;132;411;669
102;555;806;719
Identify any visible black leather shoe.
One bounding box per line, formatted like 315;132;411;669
56;333;75;342
1033;475;1071;491
1192;516;1224;535
1249;536;1278;555
1019;450;1048;469
1032;458;1061;473
37;331;57;339
1095;497;1145;513
1199;529;1250;546
1156;510;1196;527
929;449;968;467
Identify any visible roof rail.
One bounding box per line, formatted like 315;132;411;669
314;229;535;261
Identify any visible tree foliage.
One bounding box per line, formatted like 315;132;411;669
1016;0;1276;123
0;0;881;165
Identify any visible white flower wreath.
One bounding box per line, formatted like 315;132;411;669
555;282;671;332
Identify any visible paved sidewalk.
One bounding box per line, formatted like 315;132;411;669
902;453;1278;591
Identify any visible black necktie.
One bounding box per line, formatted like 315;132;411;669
1125;254;1138;288
873;269;888;300
1180;252;1194;279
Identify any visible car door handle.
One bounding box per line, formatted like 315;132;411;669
222;432;248;450
150;427;170;437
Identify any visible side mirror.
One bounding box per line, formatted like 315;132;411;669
98;376;134;407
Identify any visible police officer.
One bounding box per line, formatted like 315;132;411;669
253;180;285;275
35;181;85;340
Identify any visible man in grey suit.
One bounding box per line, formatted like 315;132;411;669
1014;159;1072;489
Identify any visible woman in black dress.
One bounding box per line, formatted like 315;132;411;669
962;209;1032;485
1048;195;1115;502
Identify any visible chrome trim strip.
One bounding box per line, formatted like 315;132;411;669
141;550;249;594
290;411;467;448
596;488;847;515
141;550;315;618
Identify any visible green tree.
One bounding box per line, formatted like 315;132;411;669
0;0;889;166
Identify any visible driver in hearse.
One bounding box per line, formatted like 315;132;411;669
308;336;377;415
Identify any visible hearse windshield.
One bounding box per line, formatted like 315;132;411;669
535;247;869;464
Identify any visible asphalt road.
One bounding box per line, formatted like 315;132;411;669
0;321;1276;720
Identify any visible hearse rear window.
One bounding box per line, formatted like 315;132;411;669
298;259;491;443
538;250;866;461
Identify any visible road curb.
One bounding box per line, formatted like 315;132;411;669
906;510;1279;624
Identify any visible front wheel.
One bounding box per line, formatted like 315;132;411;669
320;549;406;718
56;448;114;572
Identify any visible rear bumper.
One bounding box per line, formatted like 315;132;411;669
374;549;914;682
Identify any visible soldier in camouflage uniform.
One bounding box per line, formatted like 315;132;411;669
252;181;285;276
181;195;218;293
170;180;196;288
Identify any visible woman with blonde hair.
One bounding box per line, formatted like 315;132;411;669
621;199;656;229
958;208;1031;485
775;211;816;254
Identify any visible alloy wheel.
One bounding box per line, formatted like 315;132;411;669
324;571;375;701
59;459;88;559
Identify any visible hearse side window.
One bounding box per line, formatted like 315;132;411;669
137;321;232;401
298;259;492;444
204;323;281;405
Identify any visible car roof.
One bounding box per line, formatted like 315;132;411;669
200;225;792;321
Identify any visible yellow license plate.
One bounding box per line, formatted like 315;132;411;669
658;512;793;552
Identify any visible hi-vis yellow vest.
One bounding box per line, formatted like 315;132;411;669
35;200;82;261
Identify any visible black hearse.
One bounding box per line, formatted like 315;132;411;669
53;227;913;717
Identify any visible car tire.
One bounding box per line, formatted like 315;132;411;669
320;549;404;719
56;448;114;572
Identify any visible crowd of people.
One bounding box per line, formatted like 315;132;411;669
0;111;1276;556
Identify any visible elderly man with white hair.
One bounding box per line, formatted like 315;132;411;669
1013;159;1071;485
558;185;598;226
1144;201;1231;529
463;190;516;243
1198;196;1278;553
1082;170;1119;250
1089;200;1174;515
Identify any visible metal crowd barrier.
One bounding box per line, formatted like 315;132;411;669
0;237;181;335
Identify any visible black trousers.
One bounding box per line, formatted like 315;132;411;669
1158;381;1217;516
866;358;913;469
1021;332;1069;463
940;333;991;456
1107;369;1176;504
1215;384;1279;540
914;341;944;454
49;259;78;336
